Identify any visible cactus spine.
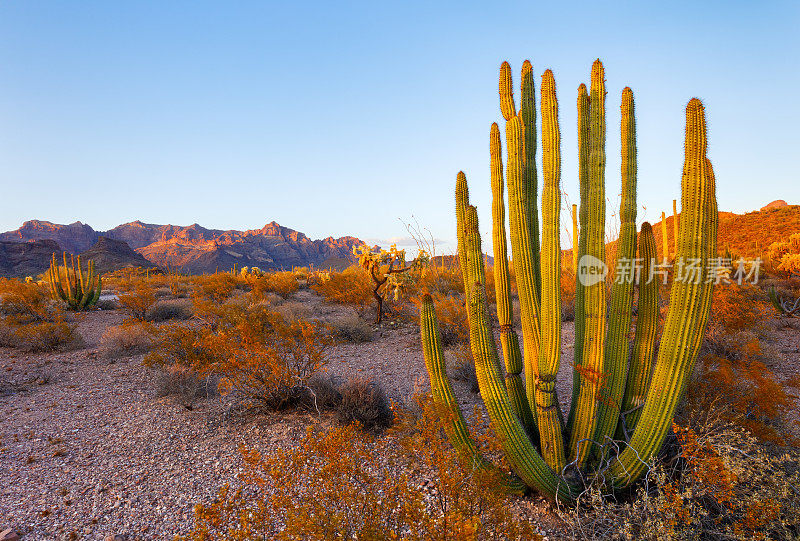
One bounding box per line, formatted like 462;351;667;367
48;252;101;310
420;60;717;501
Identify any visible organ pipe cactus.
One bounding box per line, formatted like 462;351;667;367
421;59;717;502
48;252;102;310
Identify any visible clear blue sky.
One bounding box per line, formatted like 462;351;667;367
1;1;797;254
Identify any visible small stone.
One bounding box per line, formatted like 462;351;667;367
105;535;127;541
0;529;20;541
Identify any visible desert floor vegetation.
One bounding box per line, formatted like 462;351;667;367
0;263;799;539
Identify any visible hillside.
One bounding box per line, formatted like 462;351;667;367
80;237;154;274
0;220;366;274
650;204;800;260
0;239;62;277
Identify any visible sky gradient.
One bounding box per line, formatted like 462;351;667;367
1;1;797;254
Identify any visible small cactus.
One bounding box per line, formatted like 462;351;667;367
47;252;101;311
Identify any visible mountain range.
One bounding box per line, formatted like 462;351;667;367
0;220;366;276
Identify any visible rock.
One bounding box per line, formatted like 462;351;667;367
104;535;127;541
761;199;788;211
0;528;20;541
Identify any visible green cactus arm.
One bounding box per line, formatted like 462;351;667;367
468;281;578;502
62;252;74;305
490;122;535;430
419;294;527;495
499;61;516;121
535;69;566;472
504;114;542;421
91;273;102;306
568;60;607;469
456;171;470;289
520;60;542;300
610;98;717;488
567;83;591;437
592;87;638;456
79;260;96;309
661;212;670;262
617;222;659;439
77;255;87;301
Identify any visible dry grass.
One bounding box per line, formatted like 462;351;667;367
99;323;155;359
145;298;194;322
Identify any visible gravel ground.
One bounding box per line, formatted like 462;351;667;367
2;288;797;540
0;293;572;540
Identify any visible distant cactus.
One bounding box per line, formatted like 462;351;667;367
421;60;717;501
47;252;102;310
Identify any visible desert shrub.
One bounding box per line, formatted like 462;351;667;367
411;264;464;297
0;320;82;353
215;307;332;409
431;293;468;348
145;298;194;322
154;286;172;298
687;282;796;444
0;278;81;352
271;301;312;323
324;311;374;343
99;323;154;359
117;280;157;322
193;273;238;303
265;271;299;298
336;378;394;432
247;271;298;300
559;417;800;539
95;297;119;310
303;373;343;412
310;266;372;310
451;356;479;394
153;364;218;407
145;323;221;372
179;395;537;541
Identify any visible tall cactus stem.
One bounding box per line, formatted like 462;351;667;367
468;281;578;502
535;69;566;472
568;60;607;468
592;86;638;457
490;122;535;429
610;98;717;487
617;222;659;438
520;60;542;299
505;115;542;422
661;212;670;262
499;62;517;121
567;83;591;436
419;294;527;495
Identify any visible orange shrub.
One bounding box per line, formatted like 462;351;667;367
249;271;298;299
192;273;238;303
0;278;79;352
179;395;537;540
117;280;157;322
310;266;372;309
687;282;795;444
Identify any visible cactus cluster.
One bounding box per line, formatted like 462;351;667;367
47;252;102;310
421;59;718;501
